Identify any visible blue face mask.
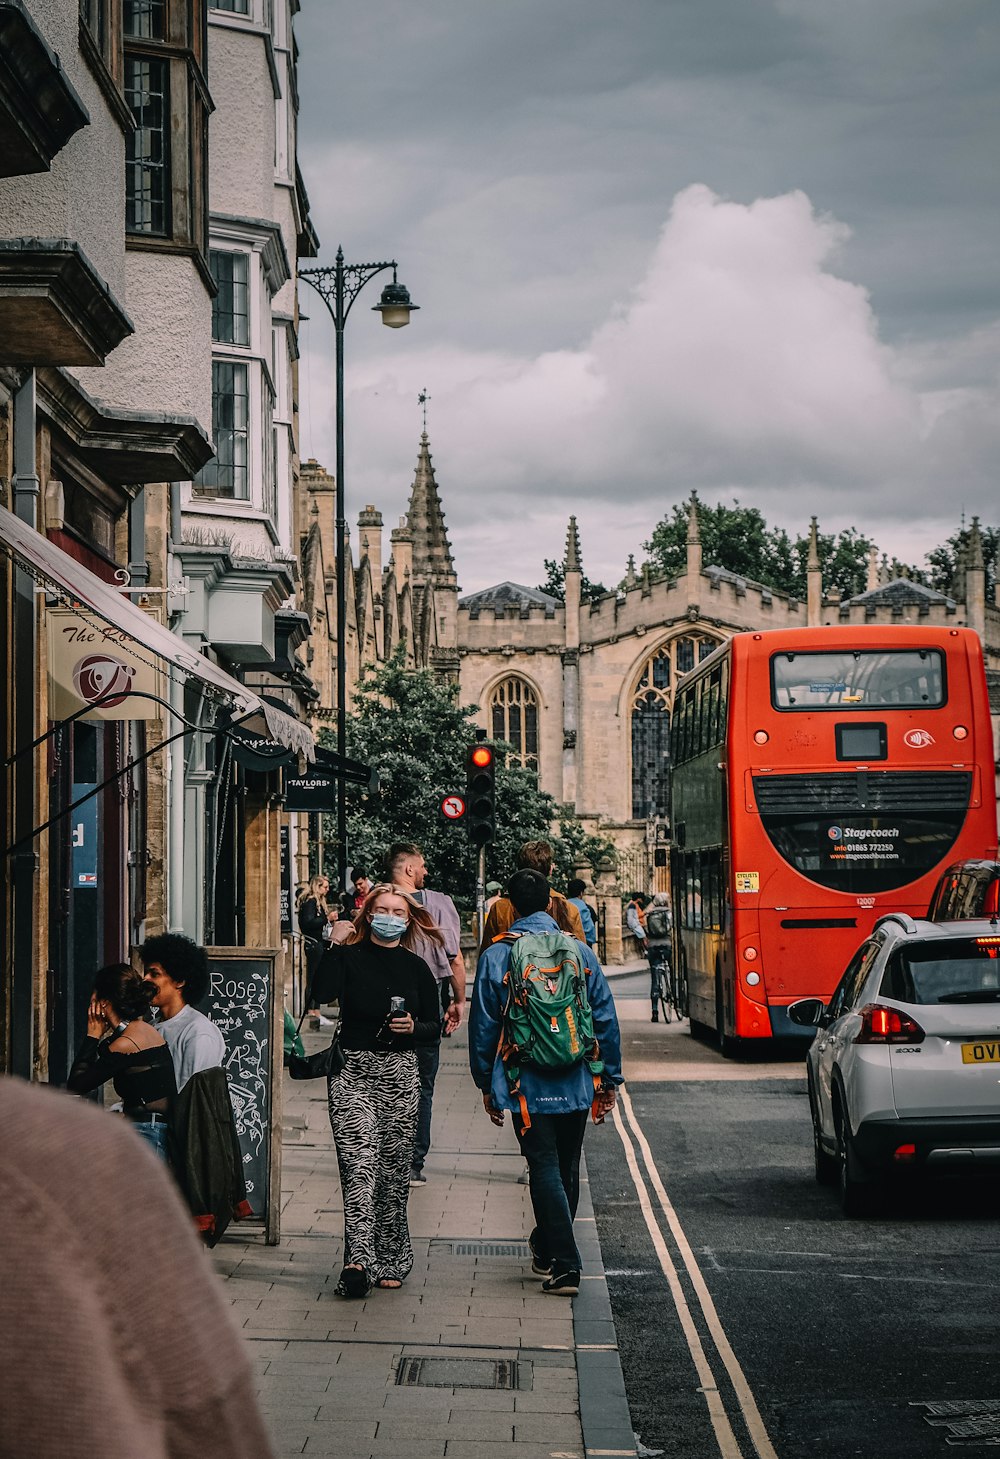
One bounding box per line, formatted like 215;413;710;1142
371;912;408;942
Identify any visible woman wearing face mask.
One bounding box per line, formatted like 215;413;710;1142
314;884;444;1297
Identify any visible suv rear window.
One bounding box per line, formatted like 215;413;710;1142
771;649;945;710
881;938;1000;1004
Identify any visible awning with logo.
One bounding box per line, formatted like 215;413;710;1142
0;502;315;760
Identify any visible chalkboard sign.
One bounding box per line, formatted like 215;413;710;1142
200;948;282;1240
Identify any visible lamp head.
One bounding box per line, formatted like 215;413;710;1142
372;279;419;329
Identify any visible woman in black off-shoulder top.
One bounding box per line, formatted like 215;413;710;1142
67;963;177;1160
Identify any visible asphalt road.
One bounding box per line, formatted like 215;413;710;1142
587;971;1000;1459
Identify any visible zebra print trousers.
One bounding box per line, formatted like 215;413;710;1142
327;1049;419;1284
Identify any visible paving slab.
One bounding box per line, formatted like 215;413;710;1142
214;1017;636;1459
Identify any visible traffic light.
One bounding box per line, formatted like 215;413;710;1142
466;743;496;846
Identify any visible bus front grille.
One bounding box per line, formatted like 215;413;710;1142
752;770;972;815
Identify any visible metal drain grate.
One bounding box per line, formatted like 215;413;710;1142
397;1357;520;1390
430;1239;530;1258
914;1401;1000;1445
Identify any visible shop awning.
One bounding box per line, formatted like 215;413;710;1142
0;502;315;760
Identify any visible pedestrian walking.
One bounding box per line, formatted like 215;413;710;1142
484;880;502;916
297;874;337;1026
479;841;586;950
66;963;176;1160
625;891;648;953
0;1075;276;1459
645;891;672;1022
384;842;466;1186
139;933;226;1090
566;877;598;948
316;884;443;1297
469;869;623;1295
349;867;372;917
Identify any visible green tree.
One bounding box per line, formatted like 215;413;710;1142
925;523;999;598
326;651;614;911
537;558;608;604
643;499;875;600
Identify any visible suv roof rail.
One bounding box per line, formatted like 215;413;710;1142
872;912;919;936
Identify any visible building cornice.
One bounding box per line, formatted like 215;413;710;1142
0;239;133;367
37;365;213;483
0;1;90;176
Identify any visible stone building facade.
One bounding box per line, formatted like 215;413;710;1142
323;435;1000;884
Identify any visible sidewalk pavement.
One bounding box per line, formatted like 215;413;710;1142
212;1019;637;1459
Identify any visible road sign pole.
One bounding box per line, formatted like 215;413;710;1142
476;843;487;945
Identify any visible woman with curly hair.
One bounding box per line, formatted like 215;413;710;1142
314;883;443;1298
67;963;176;1159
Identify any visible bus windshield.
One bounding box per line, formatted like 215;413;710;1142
771;649;945;710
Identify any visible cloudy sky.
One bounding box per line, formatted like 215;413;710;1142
296;0;999;595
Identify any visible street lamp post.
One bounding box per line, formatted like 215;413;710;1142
300;248;418;891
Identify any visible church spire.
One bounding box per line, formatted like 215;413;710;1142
564;515;582;576
405;431;456;585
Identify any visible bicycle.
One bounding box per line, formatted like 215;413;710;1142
648;949;672;1024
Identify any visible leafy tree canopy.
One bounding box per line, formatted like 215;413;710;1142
643;500;876;600
325;651;614;912
925;522;999;598
537;558;608;604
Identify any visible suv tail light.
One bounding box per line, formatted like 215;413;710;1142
854;1004;925;1044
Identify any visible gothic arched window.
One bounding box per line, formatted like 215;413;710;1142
490;678;539;769
630;634;720;819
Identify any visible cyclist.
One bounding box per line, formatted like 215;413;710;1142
644;892;672;1023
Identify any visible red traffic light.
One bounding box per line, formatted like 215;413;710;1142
471;745;493;768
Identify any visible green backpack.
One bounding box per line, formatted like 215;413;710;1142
499;930;605;1131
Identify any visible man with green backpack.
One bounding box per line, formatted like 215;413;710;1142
469;869;623;1295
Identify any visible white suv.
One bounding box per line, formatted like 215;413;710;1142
789;914;1000;1216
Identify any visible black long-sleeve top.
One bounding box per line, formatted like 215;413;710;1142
67;1037;177;1115
314;940;442;1051
298;896;328;942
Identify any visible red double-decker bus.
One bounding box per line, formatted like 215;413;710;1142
669;626;998;1050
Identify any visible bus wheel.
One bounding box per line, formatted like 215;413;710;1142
714;963;738;1057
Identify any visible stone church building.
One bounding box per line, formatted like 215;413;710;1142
301;434;1000;866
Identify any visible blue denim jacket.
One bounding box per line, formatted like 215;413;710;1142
469;911;624;1114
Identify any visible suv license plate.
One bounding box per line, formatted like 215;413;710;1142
961;1041;1000;1064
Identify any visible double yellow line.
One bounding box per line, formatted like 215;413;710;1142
612;1086;779;1459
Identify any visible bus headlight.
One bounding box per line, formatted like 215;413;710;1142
954;725;968;740
745;971;761;987
753;730;769;745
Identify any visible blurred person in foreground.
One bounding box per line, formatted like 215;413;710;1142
66;963;176;1159
0;1075;275;1459
470;869;622;1296
479;841;585;951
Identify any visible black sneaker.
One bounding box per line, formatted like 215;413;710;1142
530;1257;552;1278
651;1012;659;1023
409;1169;427;1187
541;1269;580;1296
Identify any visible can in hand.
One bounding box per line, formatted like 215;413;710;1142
389;996;406;1015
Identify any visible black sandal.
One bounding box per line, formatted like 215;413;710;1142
336;1265;371;1299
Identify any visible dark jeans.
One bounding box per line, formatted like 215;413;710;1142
412;1041;440;1173
515;1110;589;1276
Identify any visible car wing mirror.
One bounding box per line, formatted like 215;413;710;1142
787;997;827;1029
